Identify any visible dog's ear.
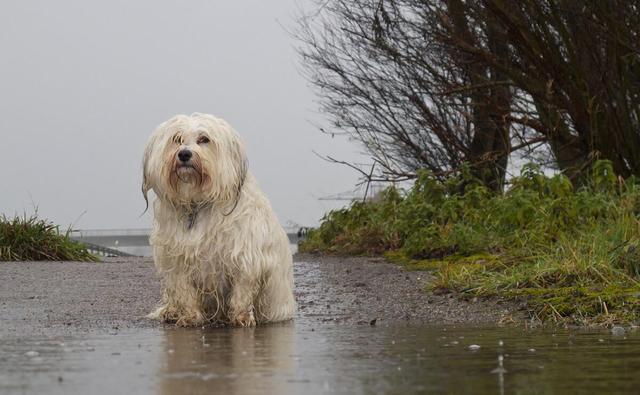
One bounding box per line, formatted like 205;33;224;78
234;138;248;184
141;134;157;214
223;137;248;216
231;136;248;193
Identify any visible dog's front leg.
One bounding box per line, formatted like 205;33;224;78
152;274;207;327
228;275;259;327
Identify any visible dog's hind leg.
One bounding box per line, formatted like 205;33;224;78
255;261;296;323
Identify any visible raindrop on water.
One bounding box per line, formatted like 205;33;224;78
469;344;481;350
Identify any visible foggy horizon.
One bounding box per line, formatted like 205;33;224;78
0;0;366;230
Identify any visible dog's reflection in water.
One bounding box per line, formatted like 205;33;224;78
160;323;295;395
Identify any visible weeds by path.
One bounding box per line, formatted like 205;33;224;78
0;213;97;261
301;161;640;325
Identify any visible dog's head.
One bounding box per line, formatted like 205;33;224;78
142;113;247;209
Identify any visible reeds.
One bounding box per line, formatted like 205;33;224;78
0;213;98;261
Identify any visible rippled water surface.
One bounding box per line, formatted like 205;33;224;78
2;323;639;394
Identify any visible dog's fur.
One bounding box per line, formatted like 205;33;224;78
142;113;295;327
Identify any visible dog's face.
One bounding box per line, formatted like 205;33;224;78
142;114;247;207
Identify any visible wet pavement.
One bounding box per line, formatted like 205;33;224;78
2;255;639;393
0;254;514;337
3;323;640;394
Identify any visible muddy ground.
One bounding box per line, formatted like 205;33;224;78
0;254;518;337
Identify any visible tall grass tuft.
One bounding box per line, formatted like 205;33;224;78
0;213;98;261
301;161;640;325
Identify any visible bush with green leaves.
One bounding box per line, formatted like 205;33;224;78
301;161;640;324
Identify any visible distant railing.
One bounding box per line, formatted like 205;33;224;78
71;228;152;237
71;226;309;256
80;241;137;257
71;227;306;236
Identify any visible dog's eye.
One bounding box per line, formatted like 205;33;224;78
173;134;182;144
197;136;210;144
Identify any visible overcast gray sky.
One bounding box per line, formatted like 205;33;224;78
0;0;365;230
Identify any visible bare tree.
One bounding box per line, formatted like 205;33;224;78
297;0;640;188
296;0;514;191
441;0;640;182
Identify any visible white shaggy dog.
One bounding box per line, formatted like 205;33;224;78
142;113;295;327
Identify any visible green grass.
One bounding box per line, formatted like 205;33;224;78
300;161;640;325
0;213;98;261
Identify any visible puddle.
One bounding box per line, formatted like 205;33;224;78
2;323;639;394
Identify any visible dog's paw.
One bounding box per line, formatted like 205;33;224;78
148;304;206;326
230;310;256;327
174;311;207;327
147;304;176;322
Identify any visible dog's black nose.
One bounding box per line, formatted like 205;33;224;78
178;149;192;162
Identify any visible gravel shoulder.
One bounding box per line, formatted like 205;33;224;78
295;253;518;326
0;254;518;336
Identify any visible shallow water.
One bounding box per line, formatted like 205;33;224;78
2;322;639;394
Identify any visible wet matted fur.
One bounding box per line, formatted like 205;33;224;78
142;113;295;327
